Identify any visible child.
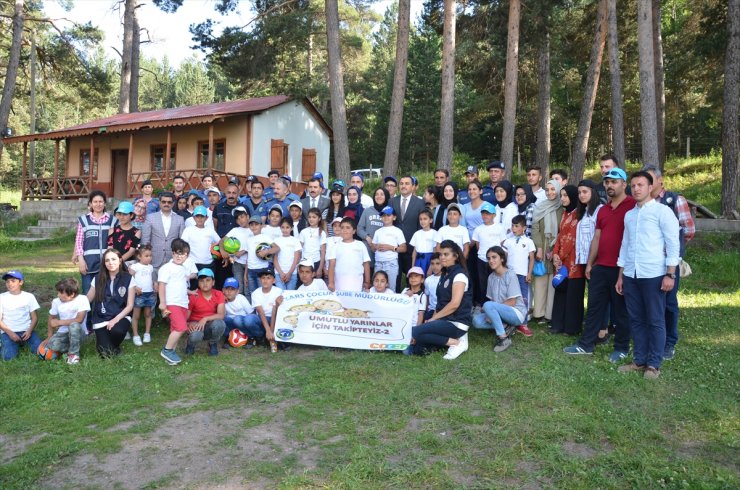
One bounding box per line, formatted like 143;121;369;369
297;260;328;291
471;202;507;305
501;215;536;336
423;253;442;321
184;195;213;229
436;203;470;258
130;245;156;346
222;277;264;348
327;217;371;293
299;208;327;275
371;206;407;292
181;206;221;289
288;201;307;236
108;201;141;262
252;269;283;353
262;206;283;240
0;270;41;360
369;270;393;294
273;218;302;291
244;216;280;298
401;266;428;330
222;206;254;295
410;209;440;274
185;268;226;356
324;217;343;275
46;278;90;365
158;239;198;365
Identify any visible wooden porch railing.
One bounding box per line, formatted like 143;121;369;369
23;176;91;200
130;169;307;197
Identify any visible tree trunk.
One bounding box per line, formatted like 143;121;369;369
500;0;521;173
606;0;626;168
570;0;607;183
118;0;136;113
437;0;456;171
130;8;140;112
721;0;740;217
535;32;551;181
325;0;351;182
29;31;37;176
652;0;666;168
382;0;411;179
637;0;660;167
0;0;25;158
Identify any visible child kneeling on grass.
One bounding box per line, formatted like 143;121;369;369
252;268;283;353
159;239;198;365
45;278;90;365
185;268;225;356
222;277;264;349
0;270;42;361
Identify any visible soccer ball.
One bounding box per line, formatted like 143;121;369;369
228;329;248;348
222;237;241;254
210;243;223;261
37;344;58;361
256;242;273;261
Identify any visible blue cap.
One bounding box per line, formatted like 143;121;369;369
411;176;418;185
188;189;200;196
223;277;240;289
115;201;135;214
282;174;292;183
384;176;397;184
480;202;497;214
380;206;395;216
331;180;345;191
193;205;208;217
604;168;628;181
351;172;364;182
552;265;569;288
313;172;323;180
487;160;505;171
197;268;215;278
2;270;23;281
465;165;479;175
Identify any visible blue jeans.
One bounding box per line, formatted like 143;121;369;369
187;319;226;348
247;269;267;301
1;331;43;361
232;262;247;296
623;275;666;369
665;273;680;349
225;314;265;339
472;301;523;337
275;272;298;291
375;260;399;293
517;274;529;309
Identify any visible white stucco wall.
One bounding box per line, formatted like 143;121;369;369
250;101;330;180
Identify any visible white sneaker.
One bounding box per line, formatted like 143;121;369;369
132;335;143;346
443;334;468;360
143;333;151;343
125;332;132;340
66;354;80;365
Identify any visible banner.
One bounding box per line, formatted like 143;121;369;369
273;290;416;350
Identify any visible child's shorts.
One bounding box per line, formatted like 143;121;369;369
135;291;156;309
167;305;189;333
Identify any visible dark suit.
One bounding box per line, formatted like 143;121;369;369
390;194;426;290
300;195;330;219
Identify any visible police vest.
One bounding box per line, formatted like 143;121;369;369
92;273;132;323
78;214;116;274
435;264;473;325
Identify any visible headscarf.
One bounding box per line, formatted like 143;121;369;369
437;183;458;229
346;186;364;220
493;180;514;208
515;184;536;213
373;187;391;213
532;179;563;240
562;185;579;213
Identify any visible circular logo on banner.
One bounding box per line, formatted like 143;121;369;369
277;329;295;340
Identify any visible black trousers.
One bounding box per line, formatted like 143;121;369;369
577;265;630;352
95;317;131;358
397;249;414;291
550;277;586;335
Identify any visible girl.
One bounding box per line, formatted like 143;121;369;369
514;185;537;237
299;208;327;276
130;245;156;346
551;185;584;336
344;186;364;222
86;248;135;358
436;203;470;259
273;218;302;291
575;180;605;340
410;209;440;274
327;218;371;292
324;187;346;235
401;267;427;330
435;183;458;230
472;246;527;353
73;190;117;294
494;180;518;236
531;180;563;324
176;195;190;219
263;206;284;240
324;217;343;275
422;186;441;230
108;201;140;263
369;270;393;294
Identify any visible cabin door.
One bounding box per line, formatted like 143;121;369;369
112;150;129;200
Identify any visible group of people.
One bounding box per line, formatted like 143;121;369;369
0;155;694;377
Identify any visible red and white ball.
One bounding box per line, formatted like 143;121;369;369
228;329;249;348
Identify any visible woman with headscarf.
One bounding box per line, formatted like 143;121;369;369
344;186;364;223
434;183;458;230
513;185;537;237
550;185;583;335
493;180;518;236
357;187;391;263
530;179;563;324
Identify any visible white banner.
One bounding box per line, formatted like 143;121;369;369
273;290;416;350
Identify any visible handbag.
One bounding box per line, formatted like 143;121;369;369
533;260;547;277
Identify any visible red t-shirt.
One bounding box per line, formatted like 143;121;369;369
595;195;636;267
188;289;225;322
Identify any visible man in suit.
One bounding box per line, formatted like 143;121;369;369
141;191;185;271
391;175;426;290
301;178;330;219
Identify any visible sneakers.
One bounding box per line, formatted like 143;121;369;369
516;325;533;337
132;335;143;347
617;362;646;373
536;317;547;325
160;348;181;365
608;350;628;364
184;343;195;355
209;342;219;356
493;336;512;352
66;354;80;365
563;345;593;355
443;334;468;360
663;346;675;360
143;333;151;343
644;366;661;379
124;332;132;340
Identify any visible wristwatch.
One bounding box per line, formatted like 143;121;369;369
665;272;676;279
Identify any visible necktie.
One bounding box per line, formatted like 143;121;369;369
402;197;408;221
311;198;316;209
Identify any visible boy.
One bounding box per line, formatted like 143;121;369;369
327;218;371;292
252;269;283;353
181;205;221;289
324;217;343;275
371;206;407;292
222;206;254;295
410;209;439;275
185;268;226;356
436;203;470;258
158;239;198;365
502;215;537;337
46;278;90;365
424;253;442;321
472;202;507;304
244;216;280;298
184;195;213;229
0;270;41;361
288;201;307;237
222;277;264;348
297;260;328;291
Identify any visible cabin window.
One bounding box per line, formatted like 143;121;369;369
198;140;225;171
80;149;99;177
151;144;177;172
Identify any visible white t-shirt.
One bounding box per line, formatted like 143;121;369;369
184;209;213;229
274;235;302;273
450;273;470;332
129;262;155;292
299;227;327;263
49;295;91;334
472;223;508;261
369;287;395;294
327;240;371;276
298;279;328;291
372;226;407;262
181;226;221;264
262;225;282;241
496;202;519;236
157;260;197;308
252;286;283;316
0;291;40;332
225;294;255;316
226;227;255;265
400;288;428;327
245;234;274;270
502;235;536;276
410;229;439;254
437;225;470;249
325;236;342;270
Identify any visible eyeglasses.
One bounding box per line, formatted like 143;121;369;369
160;200;173;205
172;251;188;257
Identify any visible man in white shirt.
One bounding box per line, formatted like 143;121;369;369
526;166;546;201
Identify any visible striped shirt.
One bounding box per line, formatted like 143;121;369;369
575;204;602;265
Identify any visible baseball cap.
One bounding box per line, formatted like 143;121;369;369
331;217;343;225
193;205;208;217
223;277;240;289
604;168;628;181
289;201;303;209
258;268;275;277
487;160;505;171
246;175;258;183
480;202;497;214
206;186;221;195
2;270;23;281
282;174;292;183
464;165;479;175
384;176;398;184
228;177;240;186
298;259;315;269
351;172;364;182
197;268;215;278
331;180;346;191
447;203;462;214
380;206;395;216
115;201;134;214
313;172;324;180
248;216;262;224
231;206;248;217
188;189;201;196
269;204;284;214
407;266;425;277
552;265;569;288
